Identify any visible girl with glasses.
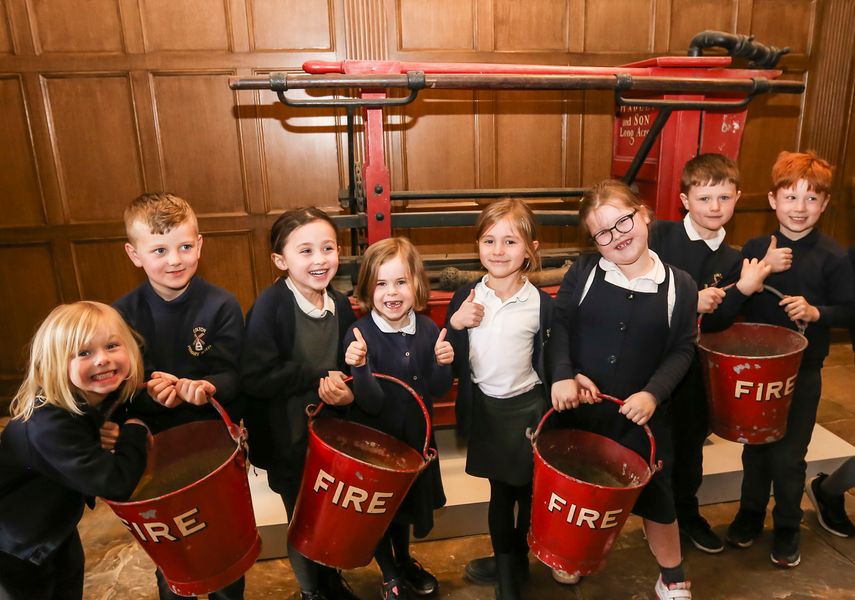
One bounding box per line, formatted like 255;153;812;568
547;180;698;599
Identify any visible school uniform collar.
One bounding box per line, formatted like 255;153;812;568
775;227;819;248
476;275;534;303
598;249;666;293
371;309;417;334
143;276;197;308
285;277;336;318
683;214;725;250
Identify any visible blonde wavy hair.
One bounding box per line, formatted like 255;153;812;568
11;301;144;421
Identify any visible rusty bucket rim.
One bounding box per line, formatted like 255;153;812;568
105;425;241;507
306;372;439;464
309;416;428;475
534;428;654;491
697;322;808;360
529;393;661;489
106;397;245;507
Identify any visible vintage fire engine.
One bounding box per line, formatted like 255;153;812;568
230;31;804;423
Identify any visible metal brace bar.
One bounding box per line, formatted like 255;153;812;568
616;77;771;110
275;72;427;108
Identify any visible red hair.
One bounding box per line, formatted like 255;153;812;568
770;151;833;195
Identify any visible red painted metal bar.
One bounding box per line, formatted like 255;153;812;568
303;57;733;76
362;92;392;243
227;56;804;242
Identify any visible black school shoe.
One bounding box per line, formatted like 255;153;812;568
679;515;725;554
770;527;801;568
725;509;765;548
397;557;437;596
806;473;855;538
465;553;530;585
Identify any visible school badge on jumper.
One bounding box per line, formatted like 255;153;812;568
188;326;213;356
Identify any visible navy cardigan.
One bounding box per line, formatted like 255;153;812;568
240;279;356;468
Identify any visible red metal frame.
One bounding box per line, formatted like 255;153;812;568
302;57;784;238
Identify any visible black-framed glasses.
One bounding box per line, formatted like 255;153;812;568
591;209;638;246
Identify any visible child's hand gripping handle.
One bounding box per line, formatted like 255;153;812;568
528;393;662;474
306;373;438;463
762;283;807;334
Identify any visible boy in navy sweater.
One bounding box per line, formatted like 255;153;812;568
650;154;770;554
114;192;245;599
725;152;855;568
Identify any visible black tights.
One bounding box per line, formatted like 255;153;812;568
374;522;412;582
488;479;532;555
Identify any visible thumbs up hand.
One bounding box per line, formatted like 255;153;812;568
449;289;485;330
345;327;368;367
763;235;792;273
434;328;454;365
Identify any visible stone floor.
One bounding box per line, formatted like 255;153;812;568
11;345;855;599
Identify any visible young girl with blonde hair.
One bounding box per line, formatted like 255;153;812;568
0;301;151;600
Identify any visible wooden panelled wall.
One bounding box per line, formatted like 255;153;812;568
1;0;854;406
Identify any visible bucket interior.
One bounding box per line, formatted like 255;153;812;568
537;429;650;488
129;420;235;502
698;322;807;358
313;418;424;472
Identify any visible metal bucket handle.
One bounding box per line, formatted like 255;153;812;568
306;373;438;463
695;282;807;342
207;397;247;445
529;393;662;474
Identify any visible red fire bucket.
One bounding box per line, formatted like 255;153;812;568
105;399;261;596
698;322;807;444
528;395;659;577
288;373;437;569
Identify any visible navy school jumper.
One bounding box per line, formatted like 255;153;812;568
0;398;148;565
736;229;855;529
649;218;751;521
113;277;244;432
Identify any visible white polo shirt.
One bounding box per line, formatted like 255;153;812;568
468;276;541;399
683;214;725;250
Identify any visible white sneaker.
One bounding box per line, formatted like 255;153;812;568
655;575;692;599
551;568;581;585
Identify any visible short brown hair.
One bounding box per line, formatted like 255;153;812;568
681;154;740;195
770;151;833;195
354;238;430;313
579;179;649;236
476;198;541;272
124;192;198;242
